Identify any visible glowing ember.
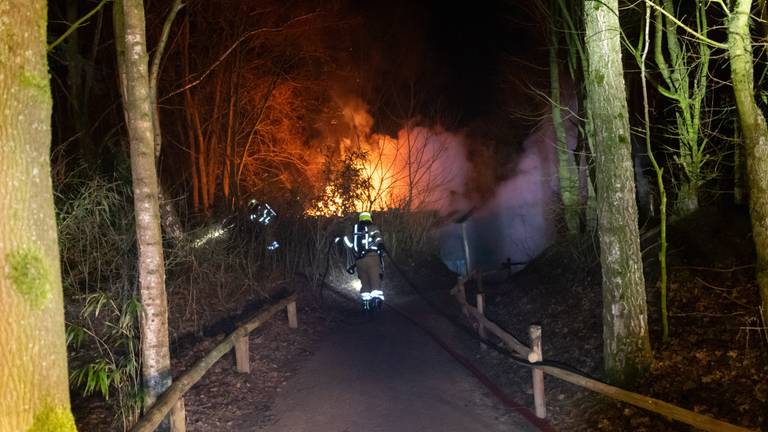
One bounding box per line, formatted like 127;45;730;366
306;184;350;216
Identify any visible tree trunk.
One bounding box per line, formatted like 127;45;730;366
150;0;186;245
0;1;77;430
584;0;652;385
180;20;200;212
734;120;745;205
63;0;89;162
654;0;711;215
115;0;173;414
555;0;597;232
158;184;185;245
549;23;579;234
194;104;209;211
729;0;768;326
223;65;237;207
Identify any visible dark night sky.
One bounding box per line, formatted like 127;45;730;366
349;0;545;134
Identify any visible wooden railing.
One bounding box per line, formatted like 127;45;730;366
130;292;299;432
450;275;754;432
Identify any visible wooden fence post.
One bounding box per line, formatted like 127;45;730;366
476;292;486;340
477;271;483;293
234;334;250;373
287;301;298;329
170;398;186;432
457;277;469;317
529;324;546;418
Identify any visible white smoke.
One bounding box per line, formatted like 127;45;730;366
330;92;578;274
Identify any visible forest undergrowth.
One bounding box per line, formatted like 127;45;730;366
482;204;767;431
58;166;438;430
65;192;767;430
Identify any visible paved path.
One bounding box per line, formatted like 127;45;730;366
257;290;542;432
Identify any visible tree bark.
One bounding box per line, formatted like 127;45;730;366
728;0;768;326
555;0;597;232
158;184;185;245
584;0;652;385
0;1;77;430
549;20;579;234
63;0;89;164
734;120;745;205
654;0;710;215
116;0;173;413
180;20;200;211
150;0;186;245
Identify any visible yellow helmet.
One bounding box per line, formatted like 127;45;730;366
358;212;372;222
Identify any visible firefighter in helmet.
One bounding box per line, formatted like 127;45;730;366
342;211;385;307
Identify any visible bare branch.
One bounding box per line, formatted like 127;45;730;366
644;0;727;49
48;0;111;52
161;12;322;101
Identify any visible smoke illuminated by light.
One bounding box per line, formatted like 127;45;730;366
308;93;578;275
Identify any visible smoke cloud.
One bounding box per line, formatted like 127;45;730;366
327;91;577;274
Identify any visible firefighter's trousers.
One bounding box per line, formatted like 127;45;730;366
356;254;382;293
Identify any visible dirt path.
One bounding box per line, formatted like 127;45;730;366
250;288;544;432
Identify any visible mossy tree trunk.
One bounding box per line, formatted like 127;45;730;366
0;1;77;430
115;0;173;414
549;12;579;234
654;0;711;215
728;0;768;326
584;0;652;385
555;0;598;232
640;0;670;341
734;120;745;205
150;0;186;247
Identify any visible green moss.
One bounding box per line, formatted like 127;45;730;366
7;247;51;309
594;71;605;87
19;70;51;101
27;403;77;432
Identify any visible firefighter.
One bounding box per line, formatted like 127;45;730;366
342;211;385;308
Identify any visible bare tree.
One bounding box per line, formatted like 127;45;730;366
538;0;580;234
114;0;173;421
728;0;768;327
168;2;337;215
584;0;652;385
150;0;186;245
653;0;713;214
549;0;598;232
639;0;671;341
0;1;77;430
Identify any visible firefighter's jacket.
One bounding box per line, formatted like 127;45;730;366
343;221;384;260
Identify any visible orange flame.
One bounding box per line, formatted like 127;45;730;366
307;98;468;217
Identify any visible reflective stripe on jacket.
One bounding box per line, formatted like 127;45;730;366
344;222;383;259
